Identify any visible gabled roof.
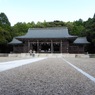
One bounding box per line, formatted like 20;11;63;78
9;38;22;44
73;37;90;44
16;27;77;39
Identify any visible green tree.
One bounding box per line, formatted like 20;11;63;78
0;13;12;44
85;14;95;43
36;21;44;28
27;21;36;28
0;12;11;26
12;22;28;36
70;19;85;36
65;21;74;32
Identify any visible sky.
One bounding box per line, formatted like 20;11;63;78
0;0;95;26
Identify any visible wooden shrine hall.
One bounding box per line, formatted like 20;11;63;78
9;27;90;53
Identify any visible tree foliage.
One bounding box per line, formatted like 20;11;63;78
83;15;95;43
12;22;29;36
0;13;11;26
0;13;12;44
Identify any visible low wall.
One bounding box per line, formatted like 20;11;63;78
0;53;8;57
75;54;89;58
38;53;90;58
89;54;95;58
8;53;30;57
0;53;92;58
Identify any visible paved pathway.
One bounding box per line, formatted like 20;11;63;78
0;57;46;72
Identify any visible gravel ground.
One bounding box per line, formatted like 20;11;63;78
0;58;95;95
65;57;95;77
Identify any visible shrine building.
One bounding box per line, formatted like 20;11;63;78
9;27;90;53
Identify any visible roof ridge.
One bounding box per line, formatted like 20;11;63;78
28;27;67;30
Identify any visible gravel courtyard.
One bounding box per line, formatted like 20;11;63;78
0;57;95;95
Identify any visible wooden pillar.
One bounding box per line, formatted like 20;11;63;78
13;45;15;53
77;46;79;53
83;45;85;53
37;40;39;53
60;40;62;53
67;46;68;53
30;42;33;50
28;40;30;52
66;41;69;53
51;40;53;53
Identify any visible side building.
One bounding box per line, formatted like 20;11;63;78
9;27;90;53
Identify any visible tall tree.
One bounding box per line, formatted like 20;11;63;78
0;13;12;53
0;13;12;44
85;14;95;43
0;12;11;26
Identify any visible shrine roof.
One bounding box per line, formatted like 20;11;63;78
16;27;77;39
74;37;90;44
8;38;22;45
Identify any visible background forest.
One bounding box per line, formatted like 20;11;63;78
0;12;95;53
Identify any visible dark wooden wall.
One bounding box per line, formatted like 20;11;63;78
12;39;85;53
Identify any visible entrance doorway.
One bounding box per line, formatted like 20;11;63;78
30;42;61;53
53;43;60;53
40;43;51;53
30;43;37;52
